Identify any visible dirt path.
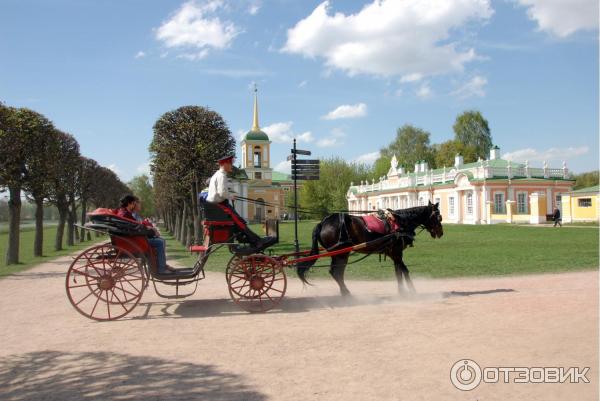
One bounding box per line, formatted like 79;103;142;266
0;254;597;401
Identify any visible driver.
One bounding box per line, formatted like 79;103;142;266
207;155;269;248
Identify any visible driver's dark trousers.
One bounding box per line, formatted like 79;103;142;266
217;200;262;244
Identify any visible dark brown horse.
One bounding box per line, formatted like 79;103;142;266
296;202;443;295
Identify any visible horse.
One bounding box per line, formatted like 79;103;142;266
296;202;443;296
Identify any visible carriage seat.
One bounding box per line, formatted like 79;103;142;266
199;201;232;222
86;208;153;237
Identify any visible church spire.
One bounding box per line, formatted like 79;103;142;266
252;84;260;131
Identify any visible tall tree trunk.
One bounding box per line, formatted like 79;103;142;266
55;203;68;251
67;197;77;246
180;203;187;245
34;197;44;257
5;186;21;265
185;198;194;247
191;183;201;244
174;207;182;241
80;199;88;241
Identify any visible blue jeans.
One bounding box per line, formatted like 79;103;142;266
147;237;167;272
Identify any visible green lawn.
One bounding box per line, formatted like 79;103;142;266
164;221;599;280
0;225;105;277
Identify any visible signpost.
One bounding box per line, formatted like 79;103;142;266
290;139;319;253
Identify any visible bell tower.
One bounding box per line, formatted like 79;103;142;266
241;86;272;182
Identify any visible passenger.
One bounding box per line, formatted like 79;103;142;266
117;195;175;274
207;155;270;247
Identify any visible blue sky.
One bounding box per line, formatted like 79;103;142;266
1;0;598;181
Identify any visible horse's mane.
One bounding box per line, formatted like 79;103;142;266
392;205;431;220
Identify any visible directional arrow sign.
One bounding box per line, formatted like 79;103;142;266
292;175;320;180
291;149;311;155
291;159;320;165
292;165;320;171
292;169;320;175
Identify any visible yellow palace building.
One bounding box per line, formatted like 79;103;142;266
560;185;599;223
347;146;575;224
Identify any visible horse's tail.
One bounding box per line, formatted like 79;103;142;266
296;221;322;285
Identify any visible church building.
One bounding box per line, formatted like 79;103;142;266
236;89;291;222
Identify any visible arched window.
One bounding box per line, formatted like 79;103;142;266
253;146;262;168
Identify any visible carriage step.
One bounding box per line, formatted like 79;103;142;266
189;245;207;253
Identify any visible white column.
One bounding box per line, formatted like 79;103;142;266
546;187;553;214
473;188;480;224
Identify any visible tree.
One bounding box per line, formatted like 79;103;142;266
433;140;479;168
380;124;435;172
48;130;80;251
572;170;599;189
0;103;23;264
453;110;492;160
78;157;100;241
299;158;371;217
18;109;58;257
371;155;391;180
150;106;235;246
128;175;155;217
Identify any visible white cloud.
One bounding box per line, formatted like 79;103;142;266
452;75;487;98
317;137;340;147
400;73;423;83
134;51;146;59
503;146;589;163
156;0;240;58
298;80;308;88
516;0;598;37
416;83;433;99
136;162;151;176
283;0;493;78
262;121;314;143
274;160;291;174
322;103;367;120
107;164;121;176
248;1;261;15
354;151;380;164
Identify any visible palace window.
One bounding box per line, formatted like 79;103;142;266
494;193;505;214
255;172;262;180
555;194;562;209
449;197;455;216
466;192;473;215
578;198;592;207
517;192;528;214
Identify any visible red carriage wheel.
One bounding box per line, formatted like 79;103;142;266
226;254;286;312
66;243;145;321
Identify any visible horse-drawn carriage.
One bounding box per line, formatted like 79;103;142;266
66;201;443;321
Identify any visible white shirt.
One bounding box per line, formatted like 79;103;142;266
207;167;233;203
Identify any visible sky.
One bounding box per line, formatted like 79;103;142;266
1;0;598;182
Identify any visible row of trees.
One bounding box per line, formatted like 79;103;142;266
150;106;235;247
0;103;130;265
373;110;492;179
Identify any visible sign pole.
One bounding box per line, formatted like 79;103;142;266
293;139;300;254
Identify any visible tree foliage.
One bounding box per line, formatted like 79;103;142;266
380;124;435;172
453;110;492;160
433;140;479;168
299;158;371;217
572;170;599;190
150;106;235;245
128;174;155;217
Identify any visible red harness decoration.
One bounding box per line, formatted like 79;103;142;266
361;214;399;234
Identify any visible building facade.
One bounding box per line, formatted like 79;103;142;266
560;185;599;223
347;147;575;224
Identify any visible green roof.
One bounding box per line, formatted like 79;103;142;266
272;171;291;182
571;185;599;194
244;129;269;141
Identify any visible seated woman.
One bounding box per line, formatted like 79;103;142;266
116;195;175;274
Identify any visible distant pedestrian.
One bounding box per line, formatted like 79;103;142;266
553;207;562;227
